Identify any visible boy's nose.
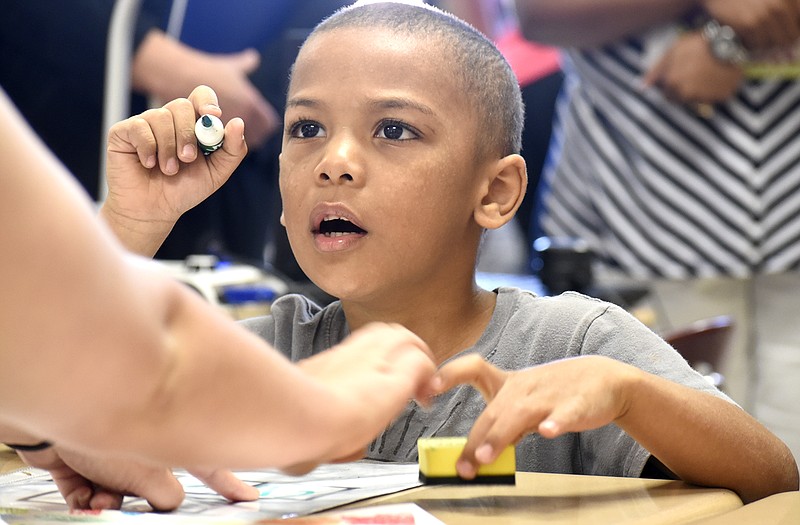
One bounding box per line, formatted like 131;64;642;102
315;135;364;186
319;171;355;184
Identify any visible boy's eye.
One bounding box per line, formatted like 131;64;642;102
375;120;418;140
290;121;326;138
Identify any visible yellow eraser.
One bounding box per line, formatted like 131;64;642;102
417;437;515;484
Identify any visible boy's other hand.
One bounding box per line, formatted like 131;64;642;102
434;354;639;480
101;85;247;256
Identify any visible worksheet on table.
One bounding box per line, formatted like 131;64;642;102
0;462;424;522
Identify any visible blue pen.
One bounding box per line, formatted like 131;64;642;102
195;114;224;155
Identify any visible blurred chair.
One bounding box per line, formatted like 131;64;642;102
662;315;734;389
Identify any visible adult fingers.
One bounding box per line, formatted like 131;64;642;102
126;468;185;512
230;48;261;75
86;488;124;511
50;467;99;510
190;468;259;502
641;53;667;89
17;449;98;510
242;91;281;148
280;460;319;477
434;353;507;400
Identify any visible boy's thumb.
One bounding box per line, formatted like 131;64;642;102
206;117;247;188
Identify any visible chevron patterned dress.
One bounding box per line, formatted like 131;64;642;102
540;34;800;281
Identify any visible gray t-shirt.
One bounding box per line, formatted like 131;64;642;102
242;287;728;477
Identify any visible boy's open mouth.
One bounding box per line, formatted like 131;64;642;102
315;216;367;237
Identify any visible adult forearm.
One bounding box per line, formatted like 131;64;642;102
618;372;799;503
42;274;343;470
514;0;700;47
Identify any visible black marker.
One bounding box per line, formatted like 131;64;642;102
195;114;224;155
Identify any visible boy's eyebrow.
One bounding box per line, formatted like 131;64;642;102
286;97;321;110
368;97;435;116
285;96;436;116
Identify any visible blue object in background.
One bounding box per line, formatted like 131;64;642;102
178;0;294;52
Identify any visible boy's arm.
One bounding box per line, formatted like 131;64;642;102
99;85;247;256
615;364;798;503
435;354;798;503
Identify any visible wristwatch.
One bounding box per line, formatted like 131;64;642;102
702;19;749;65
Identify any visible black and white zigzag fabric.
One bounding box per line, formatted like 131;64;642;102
540;32;800;280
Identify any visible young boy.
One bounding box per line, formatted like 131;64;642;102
101;1;798;502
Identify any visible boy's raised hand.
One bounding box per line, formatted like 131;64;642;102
100;85;247;256
434;354;636;480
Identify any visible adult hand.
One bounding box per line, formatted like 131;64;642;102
644;31;744;108
294;323;437;468
434;354;637;479
17;447;183;511
702;0;800;52
18;447;258;511
101;85;247;256
133;31;280;148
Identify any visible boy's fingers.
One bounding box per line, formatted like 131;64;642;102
108;117;157;168
463;409;528;462
538;398;603;437
188;85;221;117
202;118;247;187
222;117;247;158
163;97;198;163
140;107;179;175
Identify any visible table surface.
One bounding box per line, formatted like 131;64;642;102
0;447;22;474
2;447;773;524
345;471;743;525
687;490;800;525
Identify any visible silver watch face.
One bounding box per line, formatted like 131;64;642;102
713;38;739;61
706;22;747;64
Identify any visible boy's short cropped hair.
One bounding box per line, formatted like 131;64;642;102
304;0;525;159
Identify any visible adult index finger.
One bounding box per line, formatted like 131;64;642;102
434;354;506;400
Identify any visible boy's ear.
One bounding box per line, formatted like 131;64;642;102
474;153;527;230
279;211;286;227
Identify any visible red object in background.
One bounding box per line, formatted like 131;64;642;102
495;28;562;86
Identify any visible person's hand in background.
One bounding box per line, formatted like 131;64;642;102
702;0;800;53
644;31;744;108
132;30;280;149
